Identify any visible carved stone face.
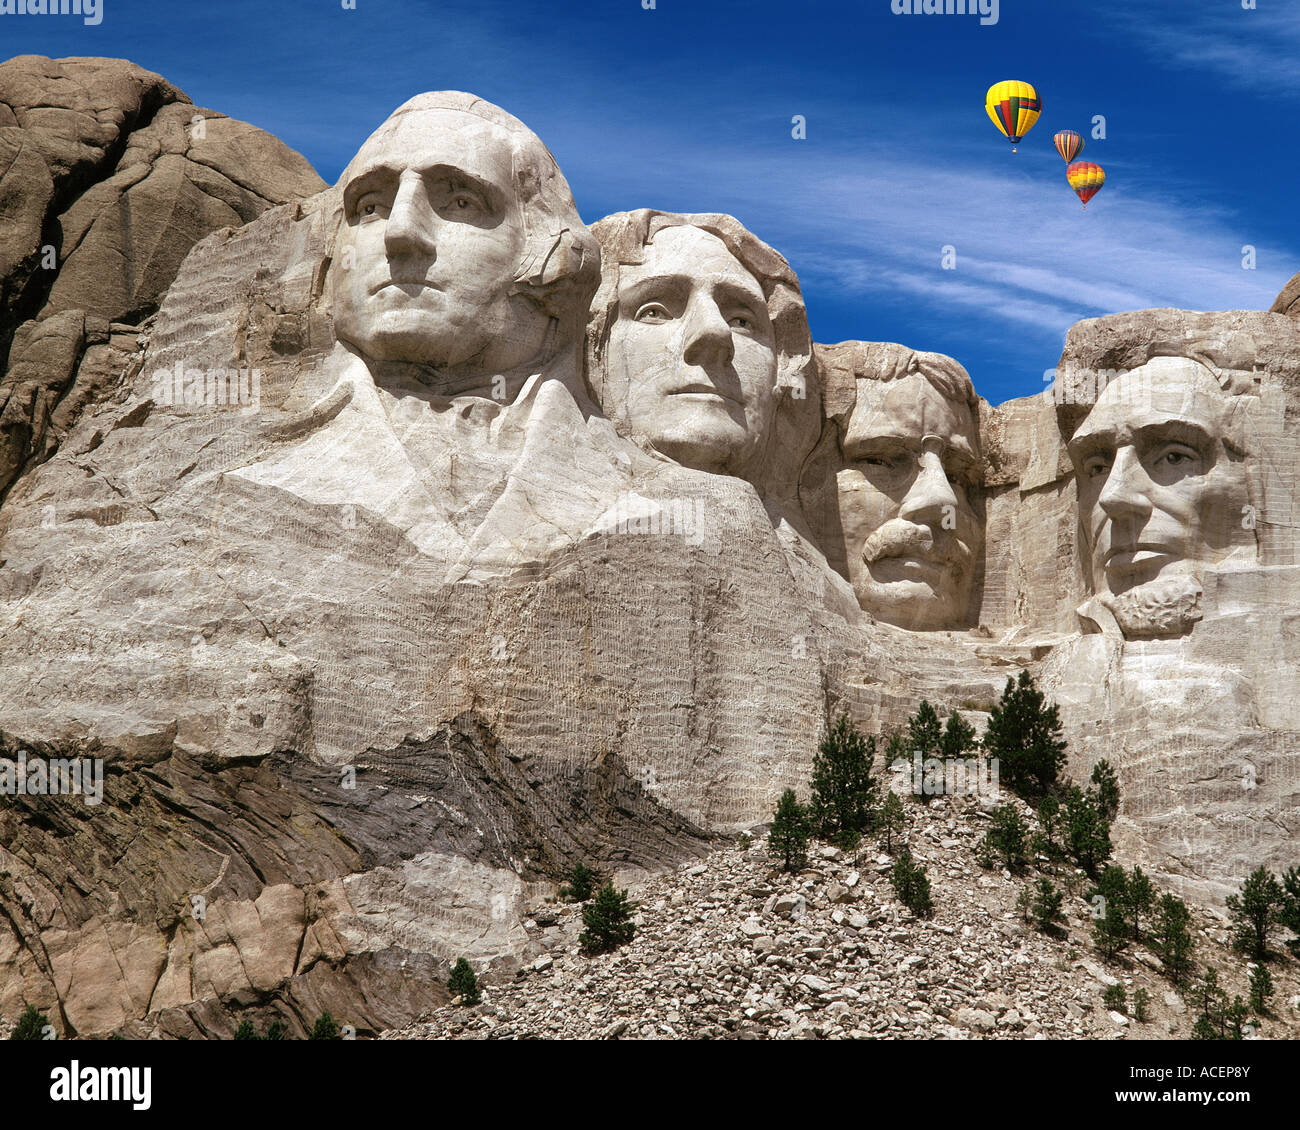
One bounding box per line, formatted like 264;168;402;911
837;372;981;630
331;108;550;380
602;226;778;477
1068;356;1254;635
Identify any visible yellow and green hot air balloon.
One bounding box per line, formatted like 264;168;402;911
1067;160;1105;209
1054;129;1084;164
985;80;1041;153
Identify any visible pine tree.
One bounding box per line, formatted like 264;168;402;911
1032;794;1063;862
1226;866;1283;961
1102;983;1127;1013
560;862;598;902
1063;784;1112;877
809;714;879;842
233;1019;258;1040
907;700;943;760
1090;759;1121;820
10;1004;49;1040
981;804;1029;872
308;1013;340;1040
264;1020;287;1041
768;788;812;873
448;957;481;1005
878;791;906;854
939;710;976;760
1027;877;1064;933
1279;866;1300;956
1090;865;1131;960
1126;866;1155;943
1132;987;1151;1023
1248;962;1273;1015
579;882;637;955
1152;893;1196;983
890;848;934;918
981;670;1067;797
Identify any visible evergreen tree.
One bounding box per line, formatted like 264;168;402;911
1126;866;1156;944
560;862;598;902
1026;877;1064;933
264;1020;287;1041
1248;962;1273;1015
768;789;812;872
1090;865;1131;960
810;714;879;841
1192;967;1225;1018
1032;794;1063;862
1279;866;1300;956
878;791;906;854
308;1013;340;1040
579;882;637;955
1132;987;1151;1023
1102;983;1127;1013
939;710;976;760
890;848;934;918
981;670;1067;796
448;957;481;1005
981;804;1029;872
1152;893;1196;983
1226;866;1283;961
883;729;908;767
233;1019;258;1040
906;700;943;760
10;1004;49;1041
1090;759;1121;820
1063;785;1112;877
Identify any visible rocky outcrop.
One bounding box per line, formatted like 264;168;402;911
0;54;325;502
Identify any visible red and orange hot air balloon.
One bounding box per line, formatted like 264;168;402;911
985;80;1041;154
1054;129;1084;164
1067;160;1106;209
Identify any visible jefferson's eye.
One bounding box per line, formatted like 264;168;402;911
635;303;672;324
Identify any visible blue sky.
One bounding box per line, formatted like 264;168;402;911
7;0;1296;405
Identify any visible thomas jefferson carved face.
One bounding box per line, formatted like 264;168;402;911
331;108;551;381
837;368;982;631
601;226;778;477
1068;356;1255;636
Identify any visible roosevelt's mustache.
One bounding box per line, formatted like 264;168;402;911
863;519;972;570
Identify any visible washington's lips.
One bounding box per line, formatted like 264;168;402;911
667;382;741;406
368;276;442;295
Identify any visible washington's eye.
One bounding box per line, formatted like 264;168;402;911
728;314;752;330
635;303;672;324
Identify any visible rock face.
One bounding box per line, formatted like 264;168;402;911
0;64;1296;1037
0;54;325;503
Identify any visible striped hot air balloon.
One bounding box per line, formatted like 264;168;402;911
985;80;1041;153
1067;161;1106;209
1054;130;1084;164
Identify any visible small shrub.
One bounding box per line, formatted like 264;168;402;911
1026;878;1064;933
768;789;812;873
308;1013;340;1040
560;863;598;903
233;1019;258;1040
264;1020;287;1041
878;791;906;854
448;957;481;1006
890;848;934;918
580;882;637;955
981;804;1029;872
10;1005;50;1041
1102;982;1127;1013
1132;987;1151;1022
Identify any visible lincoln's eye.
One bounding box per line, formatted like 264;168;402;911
635;303;672;324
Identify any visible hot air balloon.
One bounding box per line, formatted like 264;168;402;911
1054;130;1084;164
985;80;1041;153
1067;161;1105;209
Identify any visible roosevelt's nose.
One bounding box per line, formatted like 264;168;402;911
681;296;734;370
1097;446;1153;524
384;170;437;259
899;448;959;527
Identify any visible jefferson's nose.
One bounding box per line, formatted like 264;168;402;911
899;449;959;527
681;296;734;370
384;170;437;259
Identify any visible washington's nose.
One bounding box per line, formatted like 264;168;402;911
1097;446;1153;523
681;297;734;370
384;170;437;259
899;449;959;527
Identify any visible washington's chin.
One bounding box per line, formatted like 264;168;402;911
338;312;487;367
644;418;757;476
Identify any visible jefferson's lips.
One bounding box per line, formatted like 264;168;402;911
368;278;441;295
668;384;741;405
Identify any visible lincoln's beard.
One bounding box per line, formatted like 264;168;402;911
1101;575;1203;639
